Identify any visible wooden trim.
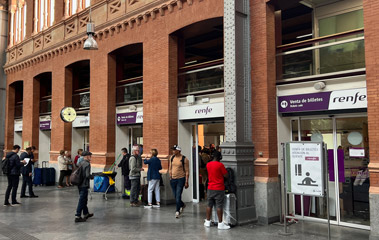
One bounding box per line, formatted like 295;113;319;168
277;28;364;51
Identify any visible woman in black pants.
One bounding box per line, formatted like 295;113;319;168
57;150;68;188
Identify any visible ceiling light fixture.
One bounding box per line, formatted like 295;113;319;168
83;8;98;50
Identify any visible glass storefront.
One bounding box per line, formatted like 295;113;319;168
289;116;369;228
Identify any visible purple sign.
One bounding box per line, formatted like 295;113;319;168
40;121;51;130
328;149;345;182
279;92;331;113
117;112;137;125
278;88;367;113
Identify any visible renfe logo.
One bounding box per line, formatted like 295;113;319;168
329;88;367;110
195;106;213;115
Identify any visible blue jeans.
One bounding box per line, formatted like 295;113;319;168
170;177;185;212
76;187;89;217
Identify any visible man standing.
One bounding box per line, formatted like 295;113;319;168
75;151;94;223
4;145;25;206
203;151;230;230
117;148;131;199
129;145;144;207
169;145;189;218
20;147;38;198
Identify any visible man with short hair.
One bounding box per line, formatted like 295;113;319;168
129;146;144;206
169;145;189;218
204;151;230;230
20;147;38;198
117;148;131;199
75;151;94;223
4;145;26;206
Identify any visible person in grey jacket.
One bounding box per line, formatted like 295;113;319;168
129;145;144;207
75;151;94;223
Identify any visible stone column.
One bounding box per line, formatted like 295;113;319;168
33;0;38;34
50;63;72;161
0;6;8;160
56;0;66;22
221;0;256;224
25;0;33;38
250;0;279;224
8;5;15;47
88;53;116;166
363;0;379;238
21;77;40;151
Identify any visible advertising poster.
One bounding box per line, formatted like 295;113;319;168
286;142;324;197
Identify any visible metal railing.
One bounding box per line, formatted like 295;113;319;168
276;29;365;82
72;91;90;110
116;80;143;105
178;59;224;94
39;98;51;114
14;104;22;119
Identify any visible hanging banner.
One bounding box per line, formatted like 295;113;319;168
286;142;324;197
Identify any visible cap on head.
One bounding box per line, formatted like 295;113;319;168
171;145;182;151
81;151;92;157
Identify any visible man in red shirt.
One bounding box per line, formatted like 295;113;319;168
204;151;230;230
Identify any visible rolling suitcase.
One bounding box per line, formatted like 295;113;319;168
211;193;238;227
33;164;42;186
141;177;156;205
42;161;56;186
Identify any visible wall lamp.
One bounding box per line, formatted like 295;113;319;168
83;9;98;50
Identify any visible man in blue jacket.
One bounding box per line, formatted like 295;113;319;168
4;145;26;206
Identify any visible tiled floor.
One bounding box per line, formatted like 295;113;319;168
0;175;371;240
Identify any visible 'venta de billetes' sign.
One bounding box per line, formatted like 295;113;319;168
178;102;224;120
39;121;51;130
286;142;324;197
278;88;367;113
116;112;143;125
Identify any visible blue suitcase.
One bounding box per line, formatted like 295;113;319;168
42;161;56;186
33;167;42;186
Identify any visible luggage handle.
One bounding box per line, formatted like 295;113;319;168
42;161;48;168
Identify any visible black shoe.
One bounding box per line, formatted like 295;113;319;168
3;202;10;207
20;195;29;198
84;213;94;219
75;217;86;223
29;195;39;198
11;202;21;206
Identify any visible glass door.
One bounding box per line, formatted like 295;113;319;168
290;116;370;229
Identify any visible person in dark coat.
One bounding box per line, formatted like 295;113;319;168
20;147;38;198
143;149;162;208
4;145;25;206
117;148;131;199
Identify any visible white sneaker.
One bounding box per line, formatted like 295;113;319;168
152;204;160;208
204;219;211;227
175;211;180;218
218;222;231;230
144;205;152;209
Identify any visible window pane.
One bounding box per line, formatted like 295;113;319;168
116;82;143;104
319;9;363;37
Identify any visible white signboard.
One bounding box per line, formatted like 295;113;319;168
14;121;23;132
287;142;324;197
349;148;365;158
328;88;367;110
178;102;224;120
72;116;90;128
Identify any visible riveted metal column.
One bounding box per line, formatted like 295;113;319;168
222;0;256;224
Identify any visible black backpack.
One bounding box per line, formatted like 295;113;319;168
1;158;10;175
170;155;186;173
225;167;237;194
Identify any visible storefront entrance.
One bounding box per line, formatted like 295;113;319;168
191;122;224;202
289;115;369;229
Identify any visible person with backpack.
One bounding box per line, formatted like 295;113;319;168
143;149;162;208
3;145;26;206
204;151;230;230
116;148;131;199
169;145;189;218
20;147;38;198
75;151;94;223
129;145;144;207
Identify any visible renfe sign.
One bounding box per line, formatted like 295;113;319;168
40;121;51;130
278;88;367;113
178;102;224;120
117;112;143;125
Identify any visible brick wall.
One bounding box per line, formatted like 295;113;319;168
250;0;278;179
363;0;379;190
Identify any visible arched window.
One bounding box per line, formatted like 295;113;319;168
33;0;55;33
65;0;90;17
9;1;27;46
